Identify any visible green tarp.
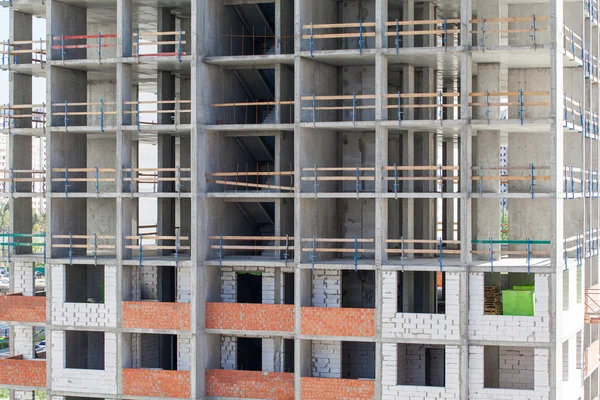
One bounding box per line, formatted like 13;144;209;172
502;289;535;316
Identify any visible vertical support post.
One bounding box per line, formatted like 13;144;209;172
353;236;358;270
100;99;104;132
355;164;360;198
176;165;181;195
69;232;73;266
97;32;101;62
351;93;356;123
313;164;318;197
175;229;179;267
530;163;535;199
397;90;402;126
393;164;398;197
359;20;363;55
95;166;99;194
177;28;182;62
284;234;289;263
526;238;531;273
311;94;316;125
480;18;485;47
489;237;494;272
136;101;140;131
310;24;314;57
439;237;443;272
93;233;97;266
530;14;537;47
64;100;69;128
139;233;143;267
518;89;524;125
65;167;69;199
311;236;316;270
136;29;140;58
217;234;223;267
395;19;399;54
61;34;66;61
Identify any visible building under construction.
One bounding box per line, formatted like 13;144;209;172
0;0;598;399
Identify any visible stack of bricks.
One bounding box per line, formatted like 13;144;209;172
484;286;503;315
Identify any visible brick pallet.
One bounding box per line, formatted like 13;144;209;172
484;286;503;315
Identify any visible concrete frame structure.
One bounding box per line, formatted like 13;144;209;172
0;0;598;399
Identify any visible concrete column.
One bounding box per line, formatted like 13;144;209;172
376;127;389;264
416;2;436;47
376;53;388;121
402;0;415;48
476;0;508;47
416;67;435;120
443;140;456;241
158;71;176;125
10;10;32;65
402;132;414;258
118;0;133;57
158;8;176;54
158;135;176;255
415;133;436;253
402;65;415;120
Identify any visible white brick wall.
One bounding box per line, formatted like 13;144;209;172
177;265;192;302
51;265;117;328
12;262;34;295
381;343;460;399
262;338;279;372
468;273;550;343
468;346;549;400
178;334;192;371
312;340;341;378
312;270;341;308
220;266;278;303
381;271;460;340
221;336;236;370
13;326;34;358
51;330;118;395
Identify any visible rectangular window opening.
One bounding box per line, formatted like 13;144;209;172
484;272;535;316
397;271;445;314
397;344;445;387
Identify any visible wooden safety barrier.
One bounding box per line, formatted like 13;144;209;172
0;169;45;193
471;165;550;198
123;167;191;193
301;166;374;195
133;30;187;58
209;235;294;263
0;104;46;129
385;18;461;49
301;237;375;268
206;168;294;192
0;39;47;65
386;238;461;270
51;167;116;196
125;234;190;266
302;21;376;54
564;24;584;60
210;100;294;125
52;234;116;264
383;165;459;194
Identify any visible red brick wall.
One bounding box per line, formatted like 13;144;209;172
301;307;375;337
122;301;191;331
206;369;294;400
205;303;294;332
122;368;190;398
301;377;375;400
0;358;46;387
0;295;46;323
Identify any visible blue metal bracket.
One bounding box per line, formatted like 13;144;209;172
311;236;316;270
43;236;46;264
571;166;575;199
313;164;319;197
359;20;363;55
310;24;314;57
217;234;223;267
564;165;568;199
65;166;69;199
177;28;183;62
393;164;399;197
100;99;104;132
68;232;73;265
518;89;524;125
438;90;443;120
355;164;360;197
395;19;400;54
136;101;141;131
438;164;444;192
353;236;358;270
97;32;101;61
529;14;537;47
400;236;405;267
95;166;99;194
64;100;69;128
351;93;356;123
563;94;568;127
577;234;581;266
61;34;66;61
397;91;402;126
8;168;13;194
139;233;143;267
